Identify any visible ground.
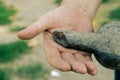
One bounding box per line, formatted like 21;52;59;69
0;0;114;80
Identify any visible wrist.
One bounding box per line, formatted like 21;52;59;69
61;0;102;20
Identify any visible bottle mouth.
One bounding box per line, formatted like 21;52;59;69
52;31;69;48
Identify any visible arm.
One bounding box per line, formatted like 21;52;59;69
18;0;102;76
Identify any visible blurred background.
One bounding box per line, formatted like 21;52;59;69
0;0;120;80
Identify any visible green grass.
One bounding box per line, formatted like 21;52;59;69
102;0;110;3
100;21;109;26
55;0;62;5
17;63;49;80
54;0;111;5
0;40;31;63
0;69;10;80
0;69;7;80
109;7;120;20
10;26;25;32
0;63;49;80
93;0;120;29
0;0;16;25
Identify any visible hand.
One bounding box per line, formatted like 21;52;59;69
18;5;97;76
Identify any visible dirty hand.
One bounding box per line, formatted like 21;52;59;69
18;5;97;76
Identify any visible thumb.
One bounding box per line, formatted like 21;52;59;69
18;13;53;40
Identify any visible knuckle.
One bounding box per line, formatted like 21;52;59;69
59;65;71;72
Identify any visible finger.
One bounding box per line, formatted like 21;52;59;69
44;32;71;71
86;61;97;76
61;52;87;74
74;52;97;76
85;56;97;76
73;51;86;63
18;12;53;40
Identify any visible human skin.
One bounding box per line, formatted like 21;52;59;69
18;0;102;76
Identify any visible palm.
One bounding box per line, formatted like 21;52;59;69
45;6;93;32
18;6;97;76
